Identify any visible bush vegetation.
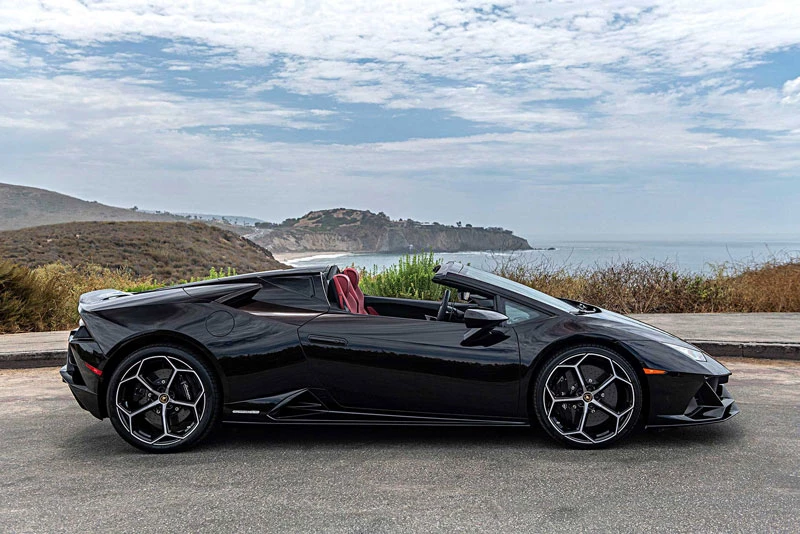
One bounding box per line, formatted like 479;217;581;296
359;251;800;314
0;262;236;333
2;252;799;333
359;252;451;301
491;254;800;314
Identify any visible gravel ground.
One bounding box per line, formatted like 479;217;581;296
1;358;798;533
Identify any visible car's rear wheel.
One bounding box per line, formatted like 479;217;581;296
105;345;220;453
533;345;642;448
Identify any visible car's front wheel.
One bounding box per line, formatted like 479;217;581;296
105;345;220;453
533;345;642;448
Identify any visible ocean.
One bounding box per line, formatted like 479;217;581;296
283;238;800;274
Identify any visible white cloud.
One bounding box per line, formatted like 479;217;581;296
782;76;800;105
0;1;799;234
0;35;45;68
61;55;124;72
0;76;336;136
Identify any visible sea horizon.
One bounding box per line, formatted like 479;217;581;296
279;236;800;274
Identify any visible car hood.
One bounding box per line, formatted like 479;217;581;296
574;308;695;347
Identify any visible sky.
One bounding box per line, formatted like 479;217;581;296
0;1;799;239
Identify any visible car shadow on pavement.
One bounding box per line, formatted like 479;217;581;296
60;416;744;458
198;418;744;452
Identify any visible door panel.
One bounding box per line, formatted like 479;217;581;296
299;313;522;418
363;296;440;320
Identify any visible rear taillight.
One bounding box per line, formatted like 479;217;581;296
84;362;102;376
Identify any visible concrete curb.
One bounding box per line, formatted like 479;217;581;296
0;341;798;369
692;341;800;361
0;350;67;369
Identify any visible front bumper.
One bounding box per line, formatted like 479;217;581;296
646;373;739;427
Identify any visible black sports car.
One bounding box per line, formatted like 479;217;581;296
62;262;738;452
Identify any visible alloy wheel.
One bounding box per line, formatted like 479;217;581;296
542;352;636;445
115;355;206;446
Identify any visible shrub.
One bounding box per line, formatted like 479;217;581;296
724;258;800;312
0;261;60;332
491;253;800;314
0;261;238;333
359;252;451;301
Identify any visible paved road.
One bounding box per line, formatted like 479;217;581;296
1;358;799;533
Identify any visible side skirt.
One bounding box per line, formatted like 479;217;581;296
223;388;528;426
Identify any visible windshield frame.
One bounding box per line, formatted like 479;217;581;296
434;262;580;314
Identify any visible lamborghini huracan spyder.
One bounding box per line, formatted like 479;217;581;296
61;262;738;452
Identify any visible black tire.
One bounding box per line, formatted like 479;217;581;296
533;345;642;449
105;345;221;453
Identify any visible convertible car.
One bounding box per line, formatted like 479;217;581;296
61;262;738;452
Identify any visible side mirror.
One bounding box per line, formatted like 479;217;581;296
464;309;508;330
462;309;509;346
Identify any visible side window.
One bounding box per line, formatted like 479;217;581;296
503;300;544;325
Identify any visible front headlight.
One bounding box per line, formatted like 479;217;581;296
664;342;707;362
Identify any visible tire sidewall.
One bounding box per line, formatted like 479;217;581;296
533;345;643;449
105;345;220;453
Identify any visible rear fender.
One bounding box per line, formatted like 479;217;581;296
96;330;226;419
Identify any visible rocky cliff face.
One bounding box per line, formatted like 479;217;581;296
246;209;531;253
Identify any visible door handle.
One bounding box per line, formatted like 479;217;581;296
307;335;348;346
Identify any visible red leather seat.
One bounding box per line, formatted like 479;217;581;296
343;268;378;315
332;273;363;314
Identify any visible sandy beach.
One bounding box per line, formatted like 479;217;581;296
273;251;349;264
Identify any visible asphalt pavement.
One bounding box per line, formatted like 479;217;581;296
1;358;799;533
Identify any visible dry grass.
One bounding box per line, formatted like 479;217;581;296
0;262;243;333
725;260;800;312
0;262;160;333
3;252;799;334
492;254;800;314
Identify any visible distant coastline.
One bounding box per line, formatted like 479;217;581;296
278;238;800;274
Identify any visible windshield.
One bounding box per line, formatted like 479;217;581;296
461;265;580;313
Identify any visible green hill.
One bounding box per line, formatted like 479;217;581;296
249;208;532;253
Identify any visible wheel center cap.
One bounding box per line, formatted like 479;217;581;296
582;392;593;403
159;394;169;404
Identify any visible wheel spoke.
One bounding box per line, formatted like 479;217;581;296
578;403;589;433
161;405;169;435
130;400;160;416
594;375;616;394
573;366;588;391
612;362;632;386
552;396;583;404
165;365;178;391
591;400;621;418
